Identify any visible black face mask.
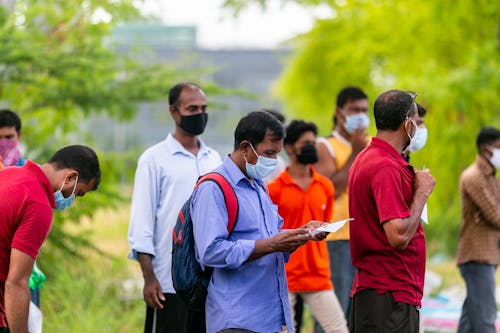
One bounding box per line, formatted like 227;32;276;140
296;144;318;164
178;112;208;135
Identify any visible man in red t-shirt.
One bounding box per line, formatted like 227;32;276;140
269;120;348;333
0;145;101;333
348;90;435;333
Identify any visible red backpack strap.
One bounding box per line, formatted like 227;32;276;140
196;172;239;234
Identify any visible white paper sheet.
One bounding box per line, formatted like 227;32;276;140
310;218;354;235
421;203;428;224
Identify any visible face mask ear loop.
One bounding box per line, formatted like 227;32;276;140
70;175;79;196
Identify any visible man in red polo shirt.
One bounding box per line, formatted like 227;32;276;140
0;145;101;333
348;90;435;333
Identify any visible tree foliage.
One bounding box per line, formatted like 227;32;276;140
225;0;500;255
0;0;228;264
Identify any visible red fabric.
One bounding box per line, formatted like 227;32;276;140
0;160;55;326
348;137;426;307
268;166;334;292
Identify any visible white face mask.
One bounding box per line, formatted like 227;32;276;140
343;113;370;134
409;127;428;152
487;146;500;170
404;118;417;150
244;142;278;179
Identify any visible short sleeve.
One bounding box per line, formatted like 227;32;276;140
371;166;411;224
11;202;52;259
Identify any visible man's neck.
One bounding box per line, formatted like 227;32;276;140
173;130;200;155
288;162;311;179
376;130;406;153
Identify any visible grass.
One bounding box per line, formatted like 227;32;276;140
40;205;145;332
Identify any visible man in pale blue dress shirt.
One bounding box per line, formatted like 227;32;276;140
191;111;327;333
128;82;222;333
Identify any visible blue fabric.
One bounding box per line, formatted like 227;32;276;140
191;156;293;333
458;262;497;333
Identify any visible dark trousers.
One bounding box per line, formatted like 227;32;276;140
144;293;205;333
349;289;419;333
458;262;497;333
0;327;9;333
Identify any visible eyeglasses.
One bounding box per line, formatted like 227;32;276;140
405;91;418;118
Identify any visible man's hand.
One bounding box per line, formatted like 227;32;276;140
138;253;165;309
268;229;312;253
414;169;436;200
143;275;165;309
301;221;329;241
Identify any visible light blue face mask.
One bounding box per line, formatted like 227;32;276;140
344;113;370;134
53;175;78;210
244;143;278;179
409;127;428;152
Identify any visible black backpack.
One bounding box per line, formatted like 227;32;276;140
171;172;239;312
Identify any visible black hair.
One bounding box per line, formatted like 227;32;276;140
168;82;203;106
0;109;22;133
374;90;417;131
336;86;368;108
234;111;285;150
260;108;286;124
284;120;317;145
476;127;500;152
48;145;101;190
416;103;427;117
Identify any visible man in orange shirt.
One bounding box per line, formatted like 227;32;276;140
269;120;348;333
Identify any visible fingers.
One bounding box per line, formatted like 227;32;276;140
144;284;164;309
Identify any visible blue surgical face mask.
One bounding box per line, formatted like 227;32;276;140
53;175;78;210
409;127;428;152
244;143;278;179
344;113;370;134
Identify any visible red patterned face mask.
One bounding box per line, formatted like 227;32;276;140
0;138;21;167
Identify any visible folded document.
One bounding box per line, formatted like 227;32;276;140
310;218;354;236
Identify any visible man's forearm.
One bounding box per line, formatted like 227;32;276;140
246;239;273;262
137;252;156;282
331;154;356;198
5;280;30;333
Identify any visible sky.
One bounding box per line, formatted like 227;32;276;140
139;0;333;49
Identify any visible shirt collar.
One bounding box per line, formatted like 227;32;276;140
476;155;496;176
371;137;411;169
280;165;322;185
165;133;210;157
24;160;56;208
222;155;264;188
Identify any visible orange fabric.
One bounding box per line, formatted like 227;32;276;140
268;166;334;292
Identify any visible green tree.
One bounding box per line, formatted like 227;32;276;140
0;0;228;261
225;0;500;255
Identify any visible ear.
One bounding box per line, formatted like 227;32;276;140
66;170;79;183
479;145;492;159
17;130;22;140
239;141;250;153
169;105;178;118
284;144;294;156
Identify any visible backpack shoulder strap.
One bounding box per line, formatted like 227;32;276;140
195;172;239;234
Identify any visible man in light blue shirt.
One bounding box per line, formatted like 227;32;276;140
191;111;327;333
128;82;221;333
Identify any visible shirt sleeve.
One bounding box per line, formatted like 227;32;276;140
462;173;500;228
128;154;160;260
372;165;411;224
11;202;52;259
191;181;255;270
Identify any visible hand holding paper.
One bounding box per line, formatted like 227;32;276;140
310;218;354;236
